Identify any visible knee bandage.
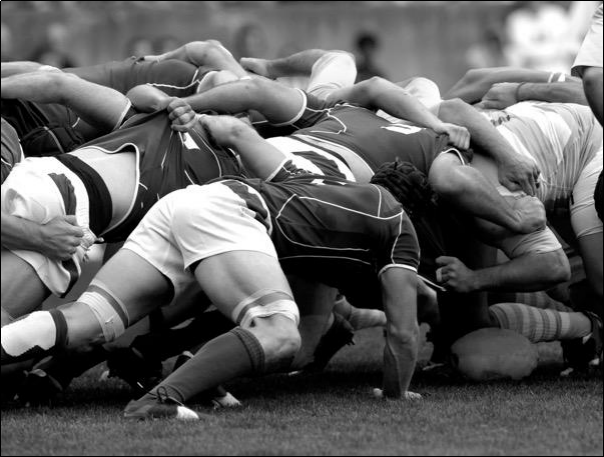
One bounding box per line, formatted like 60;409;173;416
231;289;299;329
78;280;130;343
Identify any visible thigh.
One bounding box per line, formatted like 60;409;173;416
577;232;603;300
1;249;49;324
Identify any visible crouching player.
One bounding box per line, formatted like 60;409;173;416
1;114;423;419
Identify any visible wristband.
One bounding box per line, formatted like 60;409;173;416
515;82;527;103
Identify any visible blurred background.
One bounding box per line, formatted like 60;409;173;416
1;1;600;92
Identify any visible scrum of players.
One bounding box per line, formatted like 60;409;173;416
1;13;602;421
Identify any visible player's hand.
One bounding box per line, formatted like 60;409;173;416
38;215;84;261
435;256;477;293
497;154;541;197
166;98;197;132
239;57;271;78
372;388;423;400
197;114;252;147
478;83;521;110
511;195;546;233
434;123;471;150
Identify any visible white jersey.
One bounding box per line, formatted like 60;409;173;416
479;101;603;212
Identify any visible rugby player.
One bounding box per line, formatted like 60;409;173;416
2;113;423;420
1;90;241;326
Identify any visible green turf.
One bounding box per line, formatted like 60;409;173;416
1;328;602;456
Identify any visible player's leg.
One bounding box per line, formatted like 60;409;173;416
1;70;131;134
184;76;305;125
1;250;50;326
145;40;248;79
125;250;301;420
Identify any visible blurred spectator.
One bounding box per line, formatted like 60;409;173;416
354;32;387;82
1;22;16;62
31;22;78;68
232;22;269;59
465;24;509;69
504;1;575;73
125;36;155;58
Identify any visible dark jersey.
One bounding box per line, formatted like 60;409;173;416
79;111;243;242
65;57;203;97
218;162;420;306
290;94;455;174
1;117;22;184
1;98;87;158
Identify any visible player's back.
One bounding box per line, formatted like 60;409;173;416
480;101;603;203
292;103;450;174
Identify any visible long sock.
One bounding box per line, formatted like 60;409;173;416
489;303;592;343
132;311;236;362
1;309;68;365
140;327;265;404
40;346;110;389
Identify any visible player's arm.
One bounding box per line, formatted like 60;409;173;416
197;114;291;180
0;61;52;78
1;71;130;133
379;267;420;399
477;81;588;110
443;67;579;104
435;224;571;293
183;76;306;126
438;98;541;196
142;40;248;78
1;211;84;261
327;77;471;150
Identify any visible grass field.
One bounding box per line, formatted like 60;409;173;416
1;328;602;456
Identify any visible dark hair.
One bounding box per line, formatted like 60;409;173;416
369;159;437;217
596;170;603;222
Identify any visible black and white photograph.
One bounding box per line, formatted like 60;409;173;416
1;1;602;455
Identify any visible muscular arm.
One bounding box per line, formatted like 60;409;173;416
1;212;84;261
380;268;420;399
477;81;588;110
197;114;290;180
443;67;580;103
438;98;541;196
1;61;49;78
328;77;470;150
1;71;129;133
184;77;306;125
436;248;570;293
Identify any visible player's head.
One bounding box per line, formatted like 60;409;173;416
369;159;437;217
595;170;603;222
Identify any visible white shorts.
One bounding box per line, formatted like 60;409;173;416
572;4;603;76
277;51;357;100
122;182;278;296
1;157;98;296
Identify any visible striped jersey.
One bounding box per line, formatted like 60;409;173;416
479;101;603;210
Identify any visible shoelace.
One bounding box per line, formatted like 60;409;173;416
156;386;186;407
